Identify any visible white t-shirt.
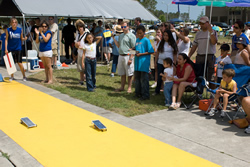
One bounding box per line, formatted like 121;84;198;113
164;67;173;83
83;42;97;58
49;23;58;44
216;55;232;78
157;42;174;65
172;32;177;41
76;32;87;57
178;39;190;56
244;29;250;41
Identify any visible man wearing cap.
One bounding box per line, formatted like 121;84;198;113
188;16;217;81
112;21;136;93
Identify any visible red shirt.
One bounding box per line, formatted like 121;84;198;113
174;63;196;84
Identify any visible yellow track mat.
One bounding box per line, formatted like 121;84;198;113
0;81;220;167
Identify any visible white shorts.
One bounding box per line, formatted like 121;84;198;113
39;50;53;58
117;55;134;76
191;82;197;87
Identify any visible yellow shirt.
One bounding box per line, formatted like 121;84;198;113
220;79;236;92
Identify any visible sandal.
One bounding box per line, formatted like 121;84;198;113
169;103;176;110
174;102;181;109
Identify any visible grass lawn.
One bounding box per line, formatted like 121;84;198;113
28;66;168;117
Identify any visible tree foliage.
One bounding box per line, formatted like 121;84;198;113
159;14;166;22
137;0;157;12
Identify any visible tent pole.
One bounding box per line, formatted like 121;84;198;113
22;13;28;72
101;16;105;63
203;2;213;78
55;16;60;64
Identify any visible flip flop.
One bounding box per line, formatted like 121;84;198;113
127;90;132;93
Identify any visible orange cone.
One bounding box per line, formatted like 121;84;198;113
62;63;69;67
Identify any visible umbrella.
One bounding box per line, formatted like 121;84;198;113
172;0;198;5
212;26;223;31
235;0;250;2
226;1;250;6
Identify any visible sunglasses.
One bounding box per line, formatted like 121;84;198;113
41;26;47;28
121;26;127;29
234;26;239;29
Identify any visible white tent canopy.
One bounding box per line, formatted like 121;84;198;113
0;0;158;21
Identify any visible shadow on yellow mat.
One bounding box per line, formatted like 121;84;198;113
0;81;220;167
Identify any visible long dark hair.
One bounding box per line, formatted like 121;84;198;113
157;30;178;55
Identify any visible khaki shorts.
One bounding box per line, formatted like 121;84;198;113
52;43;58;56
117;55;134;76
77;53;84;72
196;54;215;81
102;46;112;53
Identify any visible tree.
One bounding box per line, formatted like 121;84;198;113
159;14;166;23
180;13;189;22
137;0;157;12
196;9;204;23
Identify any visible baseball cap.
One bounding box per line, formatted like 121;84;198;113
199;16;209;23
220;44;230;51
235;37;247;47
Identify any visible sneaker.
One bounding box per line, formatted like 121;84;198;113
9;77;14;82
169;103;176;110
208;108;216;117
245;125;250;134
152;92;159;96
151;82;157;88
165;104;170;107
23;77;27;82
110;73;114;77
220;110;225;118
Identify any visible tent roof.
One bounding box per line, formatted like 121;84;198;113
0;0;158;21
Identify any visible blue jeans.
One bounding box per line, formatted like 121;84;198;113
85;58;96;91
155;63;165;94
134;71;149;99
111;54;119;73
163;82;173;105
96;43;101;58
0;50;5;65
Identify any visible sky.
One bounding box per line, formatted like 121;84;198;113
156;0;205;20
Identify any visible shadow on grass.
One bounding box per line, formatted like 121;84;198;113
28;77;43;83
66;85;86;91
97;84;116;91
57;76;79;81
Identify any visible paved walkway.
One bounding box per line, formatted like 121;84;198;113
0;66;250;167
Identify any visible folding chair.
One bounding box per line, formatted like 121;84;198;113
205;64;250;120
181;63;204;109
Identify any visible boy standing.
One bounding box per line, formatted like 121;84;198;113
102;24;112;64
160;58;174;106
216;44;232;83
208;69;237;117
134;25;154;100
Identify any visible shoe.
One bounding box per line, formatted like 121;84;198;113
79;81;84;86
220;110;225;118
245;125;250;134
152;92;159;96
23;77;27;82
110;73;114;77
151;82;157;88
9;77;14;82
88;89;95;92
165;104;170;107
208;108;216;117
169;103;176;110
140;97;150;101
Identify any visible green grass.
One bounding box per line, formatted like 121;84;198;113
28;66;167;117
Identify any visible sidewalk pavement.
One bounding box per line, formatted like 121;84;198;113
0;66;250;167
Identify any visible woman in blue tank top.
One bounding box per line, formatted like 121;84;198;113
5;18;27;81
35;20;53;84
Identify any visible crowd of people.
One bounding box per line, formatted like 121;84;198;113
1;15;250;132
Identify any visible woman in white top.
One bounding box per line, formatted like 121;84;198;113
234;38;250;66
83;33;102;92
171;27;190;56
75;20;88;85
153;30;178;95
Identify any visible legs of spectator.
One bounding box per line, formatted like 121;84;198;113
96;43;101;59
127;75;133;93
222;93;229;110
169;84;179;109
134;71;141;97
44;57;53;84
85;58;95;91
212;90;221;108
140;72;149;99
80;72;84;83
111;55;118;76
154;63;164;94
91;59;97;89
243;97;250;122
164;82;173;105
65;41;70;59
177;82;191;103
17;62;26;78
